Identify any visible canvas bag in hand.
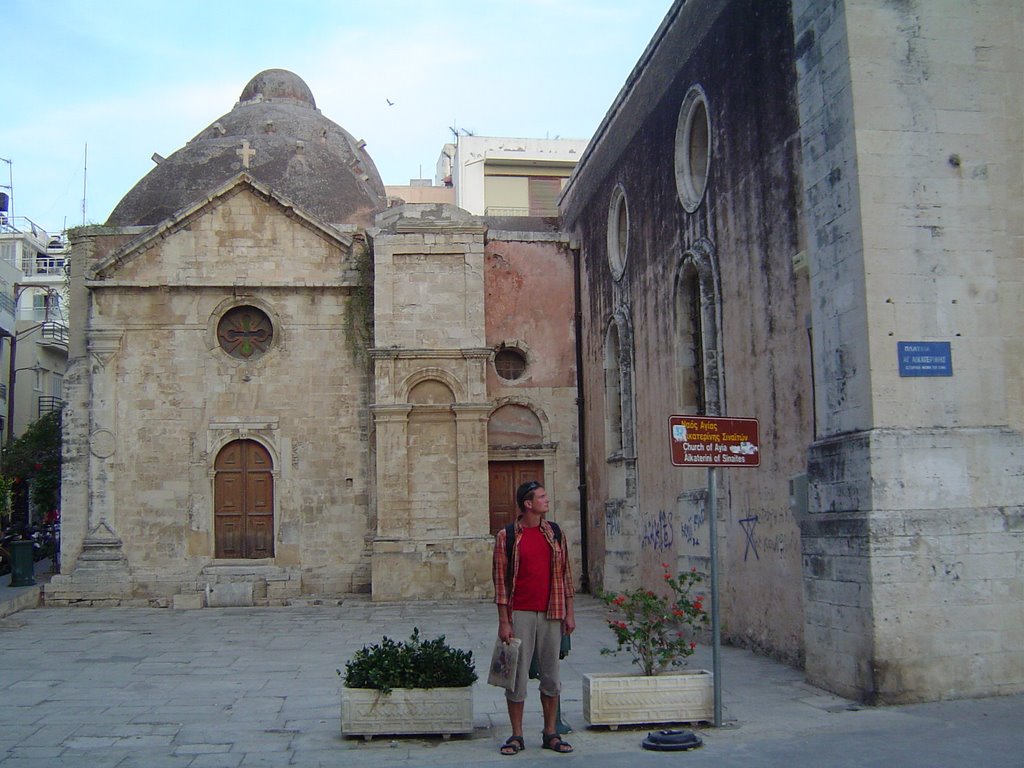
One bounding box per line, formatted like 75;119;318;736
487;637;522;689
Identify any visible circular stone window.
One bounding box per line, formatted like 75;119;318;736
674;85;711;212
494;347;528;381
217;305;274;360
607;184;629;281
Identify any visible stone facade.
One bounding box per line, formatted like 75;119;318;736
50;3;1023;705
368;205;493;600
53;177;376;604
54;81;581;607
562;0;812;665
562;0;1023;703
367;207;581;599
793;0;1024;702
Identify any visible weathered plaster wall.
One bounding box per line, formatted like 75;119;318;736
484;235;582;585
564;0;813;663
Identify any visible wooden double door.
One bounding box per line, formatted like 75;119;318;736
488;460;544;534
214;440;274;558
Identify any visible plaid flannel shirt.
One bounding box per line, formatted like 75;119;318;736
493;518;574;621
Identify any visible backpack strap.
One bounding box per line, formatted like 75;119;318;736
548;521;562;544
504;523;515;587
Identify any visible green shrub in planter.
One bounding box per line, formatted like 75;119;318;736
343;628;477;694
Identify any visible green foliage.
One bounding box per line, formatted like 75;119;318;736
2;410;62;525
345;240;374;361
0;474;12;530
343;628;477;694
598;563;709;676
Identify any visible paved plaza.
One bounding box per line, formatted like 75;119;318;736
0;586;1021;767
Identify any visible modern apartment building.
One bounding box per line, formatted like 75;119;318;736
0;216;69;442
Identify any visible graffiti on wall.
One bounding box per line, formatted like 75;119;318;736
736;504;799;564
676;488;708;550
739;515;759;561
641;509;674;551
681;506;706;547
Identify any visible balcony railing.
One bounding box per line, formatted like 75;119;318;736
26;256;67;276
38;396;64;416
484;206;530;217
38;322;69;348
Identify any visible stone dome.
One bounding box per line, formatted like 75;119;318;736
238;69;317;107
106;69;386;227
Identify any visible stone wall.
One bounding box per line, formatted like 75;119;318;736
794;0;1024;701
366;207;582;600
369;205;493;600
53;182;375;605
562;0;813;664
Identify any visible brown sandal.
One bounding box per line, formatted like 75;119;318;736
500;735;525;755
542;732;574;753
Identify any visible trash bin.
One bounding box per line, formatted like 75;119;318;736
8;540;36;587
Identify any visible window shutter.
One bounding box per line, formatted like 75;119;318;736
528;177;561;216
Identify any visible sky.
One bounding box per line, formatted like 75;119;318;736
1;0;673;235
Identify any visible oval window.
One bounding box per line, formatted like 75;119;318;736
675;85;711;212
607;184;629;281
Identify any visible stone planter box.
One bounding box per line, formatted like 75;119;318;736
583;670;713;728
340;686;474;740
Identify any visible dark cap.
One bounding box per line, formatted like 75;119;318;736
516;480;543;509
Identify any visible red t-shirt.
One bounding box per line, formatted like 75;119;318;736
511;525;552;612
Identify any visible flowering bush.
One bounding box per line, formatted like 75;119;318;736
598;563;708;676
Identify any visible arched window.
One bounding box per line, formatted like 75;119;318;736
408;378;458;535
676;263;705;414
605;323;623;456
604;310;636;458
675;239;722;415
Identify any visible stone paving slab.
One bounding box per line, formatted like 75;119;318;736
0;596;1020;767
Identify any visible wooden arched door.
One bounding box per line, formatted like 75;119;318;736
214;440;274;558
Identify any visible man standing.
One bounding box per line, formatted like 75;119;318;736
493;480;575;755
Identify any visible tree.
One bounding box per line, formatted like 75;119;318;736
2;410;62;530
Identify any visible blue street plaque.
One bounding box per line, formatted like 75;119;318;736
898;341;952;377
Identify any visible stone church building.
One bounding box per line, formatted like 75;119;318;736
52;69;580;606
53;0;1022;706
562;0;1022;704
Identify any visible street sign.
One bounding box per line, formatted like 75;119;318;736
669;415;760;467
898;341;952;377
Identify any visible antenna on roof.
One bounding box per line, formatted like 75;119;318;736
81;143;88;226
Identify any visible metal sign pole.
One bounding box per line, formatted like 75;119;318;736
668;415;758;729
708;466;722;727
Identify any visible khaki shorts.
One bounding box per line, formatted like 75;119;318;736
507;610;562;703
